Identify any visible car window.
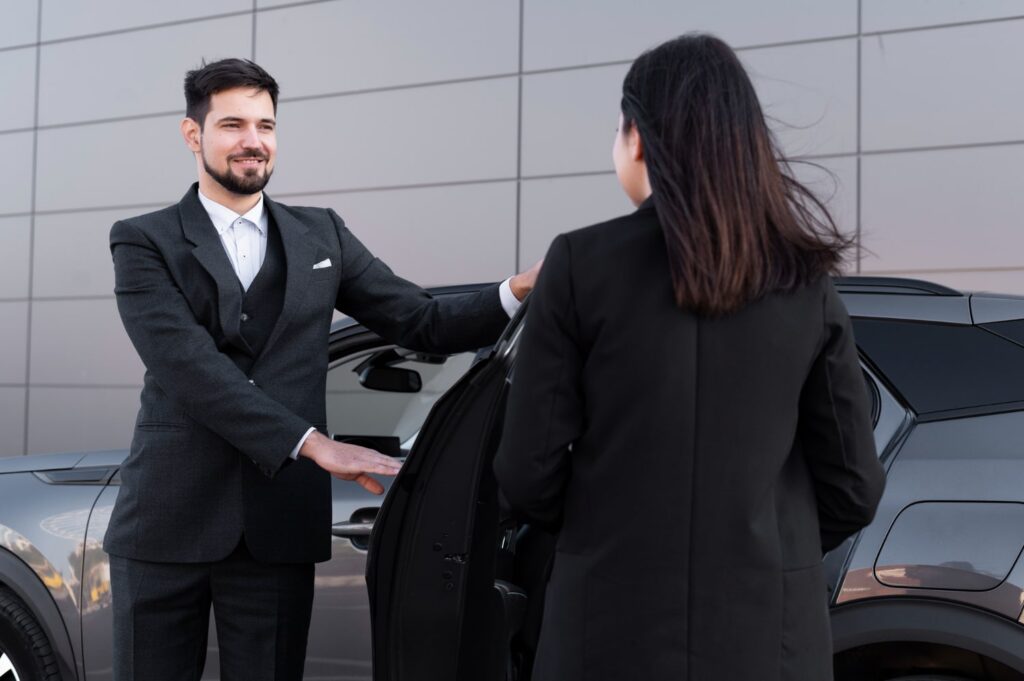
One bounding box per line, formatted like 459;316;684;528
324;347;476;448
853;319;1024;415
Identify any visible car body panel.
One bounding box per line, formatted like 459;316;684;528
836;411;1024;623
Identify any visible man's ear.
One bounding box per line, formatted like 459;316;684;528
181;117;201;153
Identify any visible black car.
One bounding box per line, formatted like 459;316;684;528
3;277;1024;681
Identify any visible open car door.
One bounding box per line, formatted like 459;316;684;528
367;305;537;681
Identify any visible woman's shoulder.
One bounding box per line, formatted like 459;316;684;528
558;205;661;258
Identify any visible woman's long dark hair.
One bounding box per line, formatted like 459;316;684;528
621;33;852;316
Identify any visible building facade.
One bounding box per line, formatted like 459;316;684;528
2;0;1023;456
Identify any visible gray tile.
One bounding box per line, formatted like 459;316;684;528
257;0;518;98
256;0;306;8
29;298;145;385
857;269;1024;297
519;157;856;272
0;302;29;383
520;64;627;178
40;0;251;42
0;388;26;458
521;40;857;178
283;181;517;287
33;209;141;298
860;146;1024;273
0;0;37;49
742;39;857;157
519;174;634;267
39;15;252;126
35;114;192;212
0;217;31;299
862;21;1024;151
788;155;858;244
27;386;138;455
522;0;857;71
270;78;518;194
863;0;1024;33
0;47;36;131
0;131;34;214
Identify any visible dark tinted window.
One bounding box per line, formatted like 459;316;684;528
852;319;1024;414
983;319;1024;347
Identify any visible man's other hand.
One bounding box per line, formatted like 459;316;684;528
299;431;402;494
510;259;543;301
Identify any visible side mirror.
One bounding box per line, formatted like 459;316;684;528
359;365;422;393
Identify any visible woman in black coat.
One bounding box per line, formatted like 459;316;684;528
493;34;886;681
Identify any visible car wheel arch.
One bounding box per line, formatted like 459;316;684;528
831;598;1024;678
0;548;79;681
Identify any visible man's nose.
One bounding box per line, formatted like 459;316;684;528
241;124;261;148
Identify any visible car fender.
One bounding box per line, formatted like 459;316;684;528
0;547;79;681
831;598;1024;672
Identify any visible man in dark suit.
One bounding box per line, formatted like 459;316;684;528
106;58;537;681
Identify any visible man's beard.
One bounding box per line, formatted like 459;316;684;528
202;147;273;195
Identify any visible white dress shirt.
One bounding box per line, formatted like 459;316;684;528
197;189;523;461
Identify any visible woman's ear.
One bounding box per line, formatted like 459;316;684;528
629;127;645;163
181;117;201;153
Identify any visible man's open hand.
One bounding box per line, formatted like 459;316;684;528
299;431;402;494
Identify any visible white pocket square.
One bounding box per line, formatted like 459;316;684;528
312;258;332;270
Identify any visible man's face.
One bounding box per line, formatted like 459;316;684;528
197;87;277;195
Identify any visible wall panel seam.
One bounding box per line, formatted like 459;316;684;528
514;0;524;272
24;0;42;457
855;0;862;273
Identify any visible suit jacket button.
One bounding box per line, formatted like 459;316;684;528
240;313;250;322
248;379;256;386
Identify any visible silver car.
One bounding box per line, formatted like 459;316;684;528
4;278;1024;681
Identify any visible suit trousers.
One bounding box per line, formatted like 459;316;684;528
109;538;315;681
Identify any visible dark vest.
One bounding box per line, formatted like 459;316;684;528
228;216;286;373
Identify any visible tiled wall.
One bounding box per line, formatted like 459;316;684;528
2;0;1023;456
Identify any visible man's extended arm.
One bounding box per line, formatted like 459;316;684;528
111;218;399;487
327;209;513;354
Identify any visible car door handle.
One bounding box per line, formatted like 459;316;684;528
332;521;375;538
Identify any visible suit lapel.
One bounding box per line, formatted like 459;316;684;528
178;184;250;354
258;194;317;361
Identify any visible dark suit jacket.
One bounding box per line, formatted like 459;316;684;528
493;202;886;681
105;184;509;564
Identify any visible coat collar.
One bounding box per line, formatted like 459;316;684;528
179;184;250;353
257;192;317;361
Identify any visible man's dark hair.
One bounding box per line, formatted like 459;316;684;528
184;58;279;128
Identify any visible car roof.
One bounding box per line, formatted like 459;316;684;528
835;276;1024;325
330;277;1024;333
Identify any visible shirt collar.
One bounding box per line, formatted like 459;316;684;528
197;190;267;236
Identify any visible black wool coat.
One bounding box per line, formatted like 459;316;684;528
494;201;885;681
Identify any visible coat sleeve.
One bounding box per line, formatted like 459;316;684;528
111;219;311;476
798;280;887;552
493;234;585;529
329;209;510;354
